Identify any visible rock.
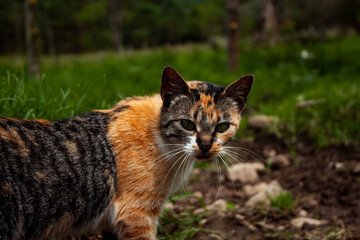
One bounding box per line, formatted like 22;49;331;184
192;191;203;198
267;154;290;168
194;199;228;214
352;163;360;174
227;162;265;183
200;219;207;225
192;168;201;175
328;161;346;172
244;182;268;196
164;202;174;210
245;180;283;208
235;214;245;221
248;115;275;129
263;147;277;158
300;196;319;210
194;208;205;214
298;209;308;217
290;217;328;229
335;162;345;171
207;199;228;212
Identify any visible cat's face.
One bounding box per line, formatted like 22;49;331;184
160;67;253;160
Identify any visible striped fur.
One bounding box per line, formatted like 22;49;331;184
0;67;253;240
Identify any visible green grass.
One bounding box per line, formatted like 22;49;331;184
1;36;359;147
269;191;296;211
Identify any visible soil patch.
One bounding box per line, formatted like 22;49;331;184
176;135;360;239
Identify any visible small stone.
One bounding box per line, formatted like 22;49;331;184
227;162;265;183
244;221;257;231
192;168;201;175
263;148;277;157
267;154;290;168
206;199;228;212
200;219;207;225
248;115;275;128
298;209;308;217
278;226;285;231
290;217;328;229
245;180;283;208
164;202;174;210
301;196;319;210
352;163;360;174
192;191;203;198
194;208;205;214
244;182;268;196
235;214;245;221
194;199;228;214
329;161;346;172
335;162;345;171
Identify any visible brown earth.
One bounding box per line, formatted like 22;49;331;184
166;135;360;240
76;134;360;240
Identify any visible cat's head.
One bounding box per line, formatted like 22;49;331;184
160;67;253;160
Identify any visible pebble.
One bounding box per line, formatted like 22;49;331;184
245;180;283;208
235;214;245;221
263;147;277;157
244;182;268;196
352;163;360;174
194;199;228;214
200;219;208;225
164;202;174;210
207;199;228;212
335;162;345;171
298;209;308;217
192;168;201;175
227;162;265;183
267;154;290;168
290;217;328;229
192;191;203;198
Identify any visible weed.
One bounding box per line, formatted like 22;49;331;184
270;191;296;211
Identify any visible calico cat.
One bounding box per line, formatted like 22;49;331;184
0;67;253;240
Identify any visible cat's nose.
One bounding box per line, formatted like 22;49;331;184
198;142;212;153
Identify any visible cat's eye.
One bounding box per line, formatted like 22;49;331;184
215;123;230;133
180;119;196;131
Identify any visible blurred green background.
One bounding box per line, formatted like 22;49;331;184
0;0;359;147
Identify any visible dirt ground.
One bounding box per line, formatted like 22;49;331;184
78;134;360;240
170;134;360;240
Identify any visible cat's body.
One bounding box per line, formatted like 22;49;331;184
0;67;253;240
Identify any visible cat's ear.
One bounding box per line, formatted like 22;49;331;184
223;74;254;110
161;67;190;99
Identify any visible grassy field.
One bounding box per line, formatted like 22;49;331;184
0;36;359;148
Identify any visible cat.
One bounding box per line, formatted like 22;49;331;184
0;67;253;240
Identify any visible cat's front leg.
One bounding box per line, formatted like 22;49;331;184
112;206;159;240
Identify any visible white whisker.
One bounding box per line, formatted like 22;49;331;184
214;158;221;200
219;154;236;192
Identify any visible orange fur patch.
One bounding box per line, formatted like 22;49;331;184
62;141;78;155
35;171;46;180
34;119;51;125
106;95;173;230
2;183;12;195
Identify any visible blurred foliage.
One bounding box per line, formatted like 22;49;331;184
1;0;360;54
0;36;359;147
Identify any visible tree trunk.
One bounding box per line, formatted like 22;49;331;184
42;1;56;56
108;0;122;53
227;0;239;71
263;0;280;45
24;0;40;78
